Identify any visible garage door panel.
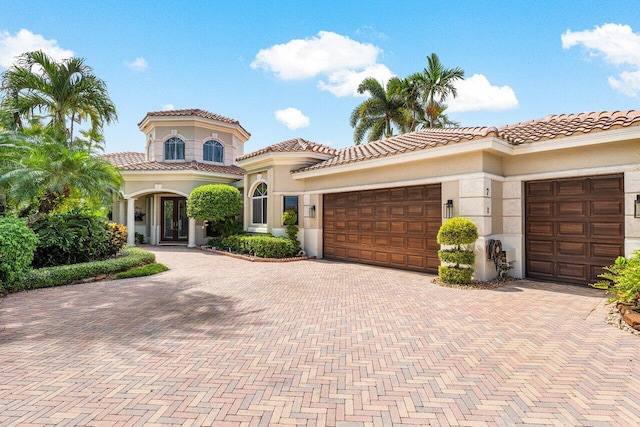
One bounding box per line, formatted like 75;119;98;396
527;221;554;236
323;184;441;273
528;240;554;255
557;263;587;281
558;201;586;216
527;181;554;196
557;241;586;256
591;243;624;259
528;202;554;216
591;222;623;237
591;200;624;216
526;174;623;284
558;180;587;196
557;222;586;237
407;222;425;233
592;176;624;193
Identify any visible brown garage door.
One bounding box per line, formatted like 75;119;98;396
323;184;442;273
525;174;624;284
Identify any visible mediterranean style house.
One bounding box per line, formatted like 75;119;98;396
104;108;640;285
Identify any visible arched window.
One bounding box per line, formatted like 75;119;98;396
203;140;223;163
164;137;185;160
252;182;268;224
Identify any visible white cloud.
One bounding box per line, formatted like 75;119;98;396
252;31;381;80
124;57;148;72
274;107;310;130
162;104;175;111
562;23;640;96
252;31;393;98
447;74;518;113
318;64;395;97
0;29;73;68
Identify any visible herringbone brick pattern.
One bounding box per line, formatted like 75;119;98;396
1;247;638;426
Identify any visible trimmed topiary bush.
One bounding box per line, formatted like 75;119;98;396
220;234;298;258
282;210;300;251
0;217;38;293
187;184;242;238
437;217;478;284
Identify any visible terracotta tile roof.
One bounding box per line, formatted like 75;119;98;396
138;108;250;136
295;127;498;172
101;152;245;175
497;110;640;144
293;110;640;173
99;151;146;167
237;138;337;161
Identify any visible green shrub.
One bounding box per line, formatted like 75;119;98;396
187;184;242;230
19;247;155;291
115;263;169;279
437;217;479;247
438;249;475;266
107;222;127;248
31;210;125;267
135;232;145;244
438;266;474;284
220;234;298;258
207;237;224;248
591;253;640;304
282;210;300;250
437;217;478;284
0;217;38;293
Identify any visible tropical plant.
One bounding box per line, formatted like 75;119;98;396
187;184;243;237
0;217;38;293
350;77;410;144
0;137;123;225
0;50;117;144
411;53;464;128
591;253;640;304
437;217;478;284
30;209;125;267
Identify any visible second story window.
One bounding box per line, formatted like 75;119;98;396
164;137;185;160
203;140;224;163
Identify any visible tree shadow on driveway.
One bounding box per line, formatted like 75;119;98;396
0;277;267;348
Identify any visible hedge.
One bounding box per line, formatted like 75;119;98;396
438;266;474;284
17;247;156;292
0;217;38;293
438;249;475;266
221;234;298;258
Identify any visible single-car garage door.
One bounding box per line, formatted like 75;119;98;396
525;174;624;284
323;184;442;273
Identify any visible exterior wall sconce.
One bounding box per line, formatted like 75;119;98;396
635;195;640;218
309;205;316;218
443;199;454;219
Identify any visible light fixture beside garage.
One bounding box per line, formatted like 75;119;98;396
309;205;316;218
443;199;454;219
635;195;640;218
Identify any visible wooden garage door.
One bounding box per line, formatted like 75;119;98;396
323;184;442;273
525;174;624;284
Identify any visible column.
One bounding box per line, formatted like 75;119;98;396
118;200;125;224
188;217;196;248
126;198;136;246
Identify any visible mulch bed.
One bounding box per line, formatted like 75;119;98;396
431;275;516;290
198;246;312;263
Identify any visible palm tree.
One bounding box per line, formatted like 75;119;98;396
0;50;117;145
350;77;410;144
413;53;464;127
0;136;122;225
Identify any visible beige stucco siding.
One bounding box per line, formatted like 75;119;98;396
300;151;483;192
122;174;234;198
504;140;639;177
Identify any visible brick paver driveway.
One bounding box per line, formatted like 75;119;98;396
1;247;639;426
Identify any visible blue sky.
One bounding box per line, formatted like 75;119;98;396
1;1;640;154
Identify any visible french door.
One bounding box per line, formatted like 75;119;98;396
161;197;188;241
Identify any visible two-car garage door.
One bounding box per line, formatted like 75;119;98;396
525;174;624;284
323;184;442;273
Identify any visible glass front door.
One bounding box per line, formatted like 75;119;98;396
161;197;188;241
